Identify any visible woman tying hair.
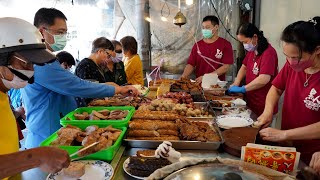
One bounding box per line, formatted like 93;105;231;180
228;23;279;118
257;17;320;164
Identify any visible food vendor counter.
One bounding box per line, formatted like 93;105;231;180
111;145;239;180
18;145;238;180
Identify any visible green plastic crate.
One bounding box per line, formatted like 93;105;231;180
40;125;127;161
60;106;135;129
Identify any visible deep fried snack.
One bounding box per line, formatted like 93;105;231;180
128;130;160;137
62;162;85;178
129;120;178;130
52;125;82;146
157;129;179;136
133;110;181;121
101;131;121;141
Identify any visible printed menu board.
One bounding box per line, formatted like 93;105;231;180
241;143;300;174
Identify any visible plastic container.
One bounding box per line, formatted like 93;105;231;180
40;125;127;161
60;106;135;129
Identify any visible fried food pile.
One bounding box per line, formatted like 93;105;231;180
88;95;151;108
138;101;213;118
70;109;128;120
51;125;122;157
62;162;85;178
127;110;220;142
171;78;201;92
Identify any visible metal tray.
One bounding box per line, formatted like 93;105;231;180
124;122;224;150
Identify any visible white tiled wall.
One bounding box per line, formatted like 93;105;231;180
260;0;320;69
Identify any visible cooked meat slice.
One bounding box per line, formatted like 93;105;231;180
97;109;110;116
101;131;121;141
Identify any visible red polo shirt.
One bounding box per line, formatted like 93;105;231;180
272;62;320;164
187;38;233;80
243;44;279;116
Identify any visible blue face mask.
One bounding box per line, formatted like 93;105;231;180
111;53;123;63
202;29;214;39
45;29;68;52
50;34;67;52
243;39;256;52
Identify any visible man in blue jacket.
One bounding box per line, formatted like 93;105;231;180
21;8;138;148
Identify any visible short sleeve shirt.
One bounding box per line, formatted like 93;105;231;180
272;62;320;163
187;38;233;80
242;44;278;116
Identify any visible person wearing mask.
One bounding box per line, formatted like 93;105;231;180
0;17;69;179
21;8;138;149
104;40;127;85
56;51;75;70
111;40;124;62
76;37;126;85
257;17;320;164
120;36;144;85
228;23;279;118
181;15;234;83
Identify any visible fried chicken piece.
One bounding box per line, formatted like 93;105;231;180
101;131;121;141
179;123;200;141
75;132;87;143
97;109;110;116
91;110;108;119
74;113;87;120
94;136;113;152
52;126;82;146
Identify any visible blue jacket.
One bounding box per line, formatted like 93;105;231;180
21;60;115;148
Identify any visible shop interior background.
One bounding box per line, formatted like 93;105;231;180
0;0;319;76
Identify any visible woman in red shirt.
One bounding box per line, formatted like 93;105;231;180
258;16;320;164
228;23;278;117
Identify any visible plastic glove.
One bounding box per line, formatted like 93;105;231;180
228;85;246;94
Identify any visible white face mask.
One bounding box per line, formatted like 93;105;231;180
0;73;28;89
0;66;34;89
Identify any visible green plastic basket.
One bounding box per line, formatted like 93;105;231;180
40;125;127;161
60;106;135;129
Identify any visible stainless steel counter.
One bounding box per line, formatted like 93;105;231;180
17;144;237;180
111;145;239;180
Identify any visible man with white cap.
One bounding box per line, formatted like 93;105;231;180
0;17;69;179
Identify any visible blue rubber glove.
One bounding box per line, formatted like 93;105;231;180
228;85;246;94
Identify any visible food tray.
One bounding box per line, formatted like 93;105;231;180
40;126;127;161
60;106;135;129
124;123;223;150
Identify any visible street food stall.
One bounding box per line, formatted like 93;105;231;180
1;0;320;180
24;78;300;180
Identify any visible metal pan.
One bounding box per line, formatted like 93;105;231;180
124;122;224;150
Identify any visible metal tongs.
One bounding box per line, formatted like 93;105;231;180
69;141;99;161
